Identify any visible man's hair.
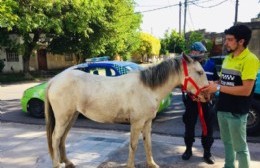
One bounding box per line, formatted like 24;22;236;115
224;24;252;47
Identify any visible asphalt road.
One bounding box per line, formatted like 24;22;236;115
1;82;260;142
1;82;260;168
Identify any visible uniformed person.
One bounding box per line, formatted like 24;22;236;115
182;42;219;164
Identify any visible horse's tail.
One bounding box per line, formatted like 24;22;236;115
45;82;55;159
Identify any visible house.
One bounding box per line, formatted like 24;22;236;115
244;21;260;59
0;36;78;73
187;14;260;58
209;15;260;58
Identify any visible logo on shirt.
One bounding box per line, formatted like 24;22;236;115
222;74;235;81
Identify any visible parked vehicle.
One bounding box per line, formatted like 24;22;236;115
210;55;260;135
21;60;172;118
248;69;260;135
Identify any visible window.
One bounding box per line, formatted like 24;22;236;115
6;49;19;62
89;68;116;76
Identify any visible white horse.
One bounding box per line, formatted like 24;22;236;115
45;54;209;168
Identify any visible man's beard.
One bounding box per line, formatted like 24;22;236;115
226;49;234;53
226;46;238;54
225;46;236;54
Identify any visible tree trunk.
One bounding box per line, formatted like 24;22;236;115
75;53;84;64
22;31;40;79
23;52;32;79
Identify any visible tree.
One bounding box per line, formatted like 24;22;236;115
160;29;185;55
185;31;213;54
0;0;19;29
47;0;142;62
0;0;70;77
132;32;160;62
0;0;141;76
160;30;214;56
185;31;204;53
101;0;142;60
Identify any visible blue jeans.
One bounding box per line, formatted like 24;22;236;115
217;112;250;168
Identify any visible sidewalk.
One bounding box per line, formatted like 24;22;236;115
0;82;41;100
1;122;260;168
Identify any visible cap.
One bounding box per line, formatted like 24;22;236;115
190;42;207;52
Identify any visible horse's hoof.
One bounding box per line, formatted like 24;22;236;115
65;162;76;168
53;163;62;168
126;164;135;168
148;163;160;168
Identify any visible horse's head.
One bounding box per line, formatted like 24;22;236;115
181;53;210;102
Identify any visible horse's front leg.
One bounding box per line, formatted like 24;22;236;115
127;122;143;168
142;120;159;168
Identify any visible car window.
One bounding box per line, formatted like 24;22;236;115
89;67;116;76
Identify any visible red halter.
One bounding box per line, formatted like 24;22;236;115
181;58;201;96
181;58;208;136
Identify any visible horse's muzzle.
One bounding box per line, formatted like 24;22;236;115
190;92;210;103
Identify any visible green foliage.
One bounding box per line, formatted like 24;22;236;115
160;30;214;55
0;0;19;30
205;39;213;53
102;0;142;59
0;0;141;73
160;30;185;55
140;32;160;56
132;32;160;62
185;31;204;53
48;0;141;61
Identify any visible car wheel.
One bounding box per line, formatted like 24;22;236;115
27;99;45;118
247;99;260;136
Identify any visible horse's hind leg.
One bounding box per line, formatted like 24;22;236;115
127;122;143;168
142;120;159;168
52;111;77;168
60;112;79;168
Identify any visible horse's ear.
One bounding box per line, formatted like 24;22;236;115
182;52;193;63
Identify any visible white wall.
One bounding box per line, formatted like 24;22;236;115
0;49;23;73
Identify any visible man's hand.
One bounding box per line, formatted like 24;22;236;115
201;81;218;95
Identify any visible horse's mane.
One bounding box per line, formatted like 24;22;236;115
140;57;182;89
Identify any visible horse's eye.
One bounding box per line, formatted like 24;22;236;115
197;71;204;76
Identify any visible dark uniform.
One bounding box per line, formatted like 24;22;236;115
182;58;219;163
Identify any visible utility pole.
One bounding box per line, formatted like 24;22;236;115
183;0;187;40
234;0;239;25
179;1;182;35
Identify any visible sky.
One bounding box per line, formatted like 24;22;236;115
134;0;260;38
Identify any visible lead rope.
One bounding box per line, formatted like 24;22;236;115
197;102;207;136
182;58;208;136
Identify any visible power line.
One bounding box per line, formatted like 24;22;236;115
187;5;195;30
134;0;231;37
186;0;228;31
135;3;179;14
191;0;228;8
135;0;228;14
